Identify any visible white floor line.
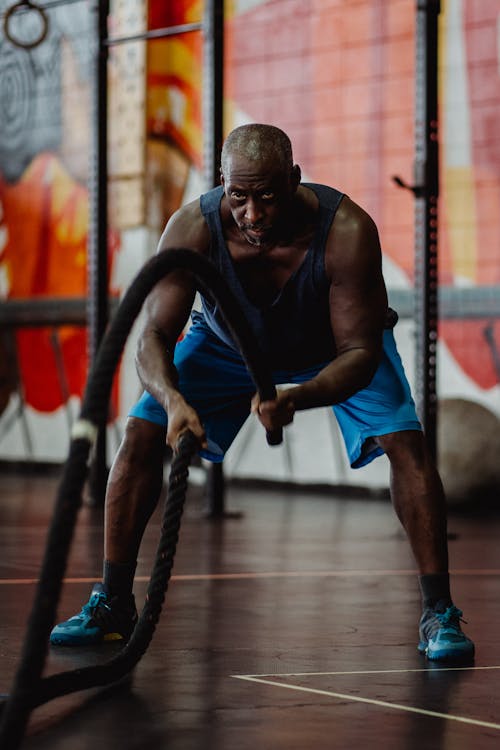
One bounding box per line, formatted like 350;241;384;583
235;665;500;678
232;674;500;731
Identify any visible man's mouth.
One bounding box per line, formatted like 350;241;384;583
241;225;270;238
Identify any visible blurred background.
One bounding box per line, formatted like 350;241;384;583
0;0;499;508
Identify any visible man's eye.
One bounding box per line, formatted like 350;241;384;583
262;192;275;201
231;192;245;200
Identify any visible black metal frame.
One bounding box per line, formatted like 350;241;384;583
88;1;224;504
414;0;441;459
202;0;226;517
394;1;441;460
203;0;224;191
87;0;110;502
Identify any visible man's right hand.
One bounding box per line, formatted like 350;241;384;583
165;394;207;453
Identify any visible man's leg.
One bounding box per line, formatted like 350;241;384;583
50;417;166;646
50;318;253;646
376;429;474;660
105;417;166;566
330;326;474;660
376;429;448;574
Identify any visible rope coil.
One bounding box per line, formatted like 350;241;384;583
0;249;280;748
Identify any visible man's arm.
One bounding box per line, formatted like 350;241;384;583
253;196;388;430
134;200;210;450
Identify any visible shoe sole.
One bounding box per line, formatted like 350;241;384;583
50;631;126;646
418;640;475;661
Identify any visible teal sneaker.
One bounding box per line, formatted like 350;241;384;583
418;602;474;661
50;583;138;646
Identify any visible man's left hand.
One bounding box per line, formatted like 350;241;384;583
251;389;295;432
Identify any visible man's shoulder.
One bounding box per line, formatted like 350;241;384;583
299;182;345;214
326;194;380;270
160;198;210;252
333;195;377;232
302;180;338;190
300;181;343;196
303;184;367;219
174;196;202;216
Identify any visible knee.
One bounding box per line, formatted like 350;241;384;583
376;429;430;470
119;417;166;465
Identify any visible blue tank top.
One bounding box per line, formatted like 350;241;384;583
199;183;344;370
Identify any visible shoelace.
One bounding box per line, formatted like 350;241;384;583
82;591;110;616
435;605;467;628
85;591;136;633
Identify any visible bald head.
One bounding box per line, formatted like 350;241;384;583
221;124;294;177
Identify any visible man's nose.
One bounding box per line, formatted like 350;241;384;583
244;199;262;224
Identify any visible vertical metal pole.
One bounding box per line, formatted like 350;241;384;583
203;0;224;190
414;0;440;460
87;0;110;504
203;0;226;517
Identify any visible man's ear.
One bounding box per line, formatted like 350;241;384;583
220;168;225;187
290;164;301;191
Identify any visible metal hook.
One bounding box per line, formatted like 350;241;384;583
392;175;426;198
3;0;49;50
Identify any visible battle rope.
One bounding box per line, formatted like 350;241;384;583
0;248;281;749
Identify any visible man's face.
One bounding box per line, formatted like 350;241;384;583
221;154;296;247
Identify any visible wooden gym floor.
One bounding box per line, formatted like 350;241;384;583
1;464;500;749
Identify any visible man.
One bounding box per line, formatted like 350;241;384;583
50;124;473;661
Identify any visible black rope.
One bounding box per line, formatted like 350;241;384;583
33;429;199;706
0;248;280;749
82;248;281;443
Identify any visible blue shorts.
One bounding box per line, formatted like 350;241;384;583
129;314;421;467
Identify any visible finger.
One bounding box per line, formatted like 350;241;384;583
257;400;281;420
251;393;261;413
173;427;207;453
174;428;202;453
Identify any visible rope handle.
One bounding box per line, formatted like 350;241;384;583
266;428;282;445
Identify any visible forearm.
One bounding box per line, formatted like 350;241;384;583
289;347;380;411
135;330;183;412
135;328;208;450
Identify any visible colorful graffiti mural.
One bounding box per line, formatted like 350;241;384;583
144;0;204;236
0;0;204;443
147;0;203;167
0;2;120;421
0;153;89;412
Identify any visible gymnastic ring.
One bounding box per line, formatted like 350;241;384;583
3;1;49;50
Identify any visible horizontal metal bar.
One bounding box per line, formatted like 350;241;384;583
0;298;118;327
1;287;499;328
106;22;202;47
389;286;500;319
0;286;500;328
0;0;84;21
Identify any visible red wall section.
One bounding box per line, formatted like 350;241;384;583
464;0;500;285
226;0;415;280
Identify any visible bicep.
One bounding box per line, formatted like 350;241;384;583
141;270;196;350
328;208;387;357
141;201;209;346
